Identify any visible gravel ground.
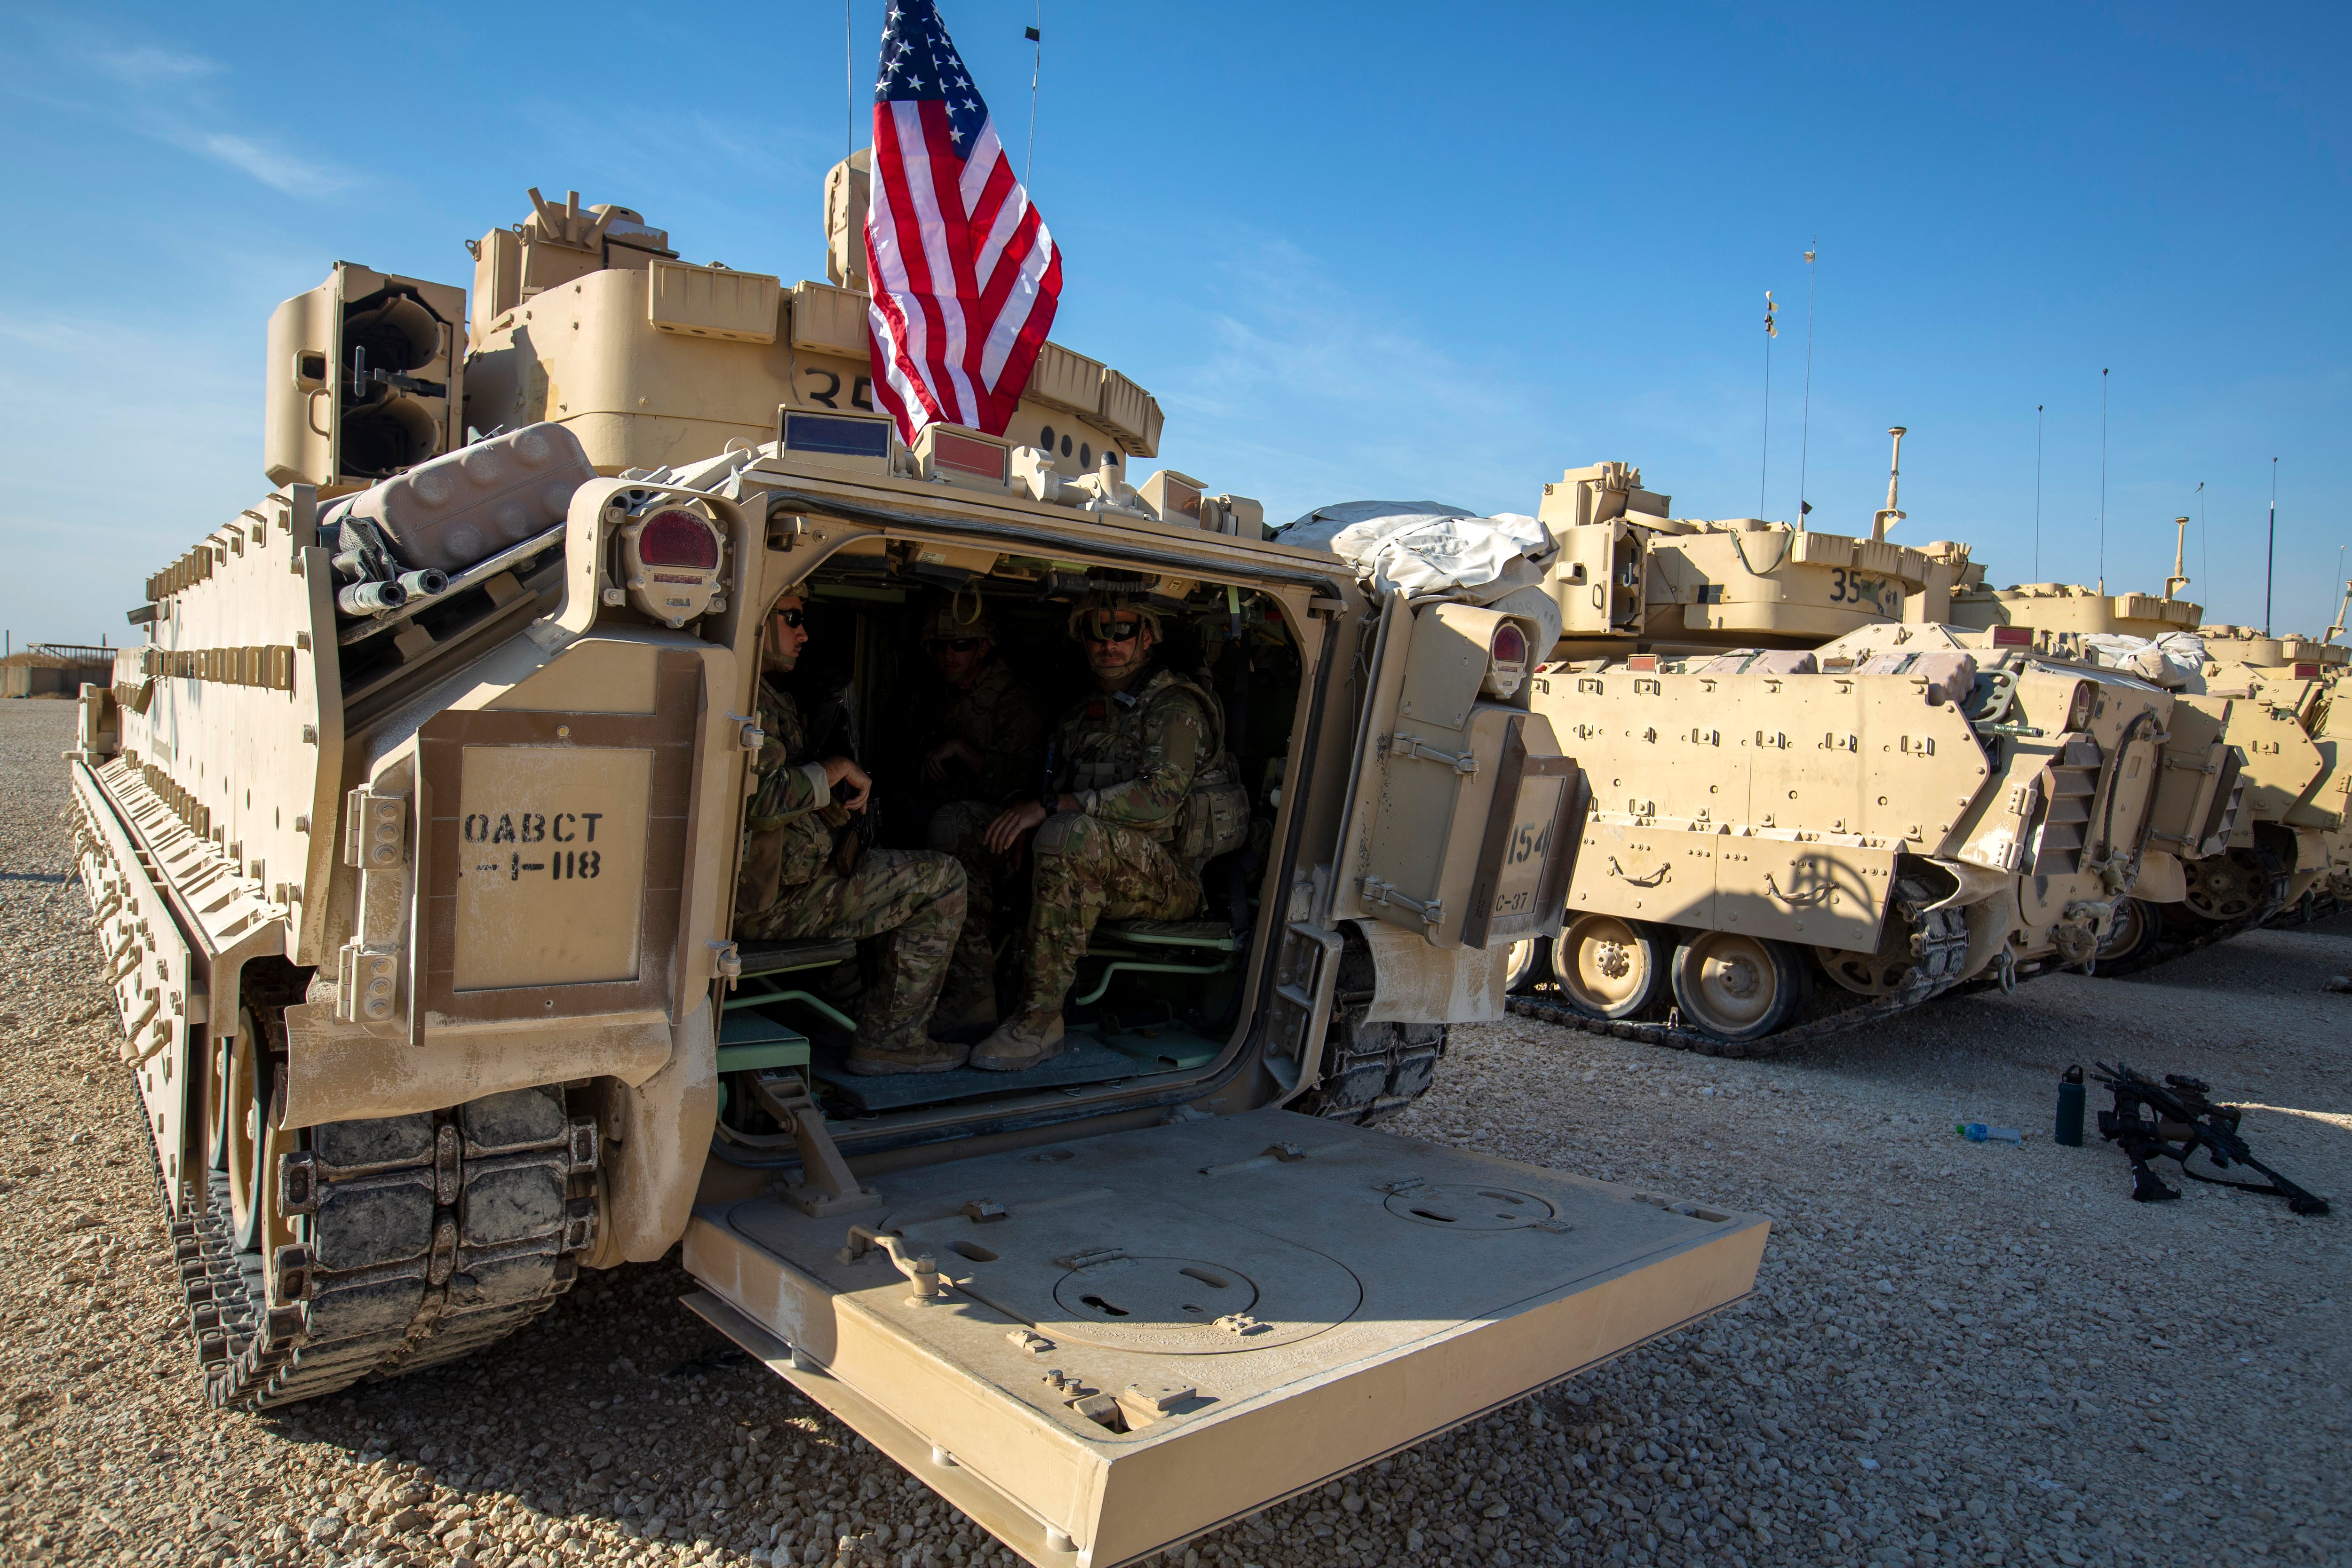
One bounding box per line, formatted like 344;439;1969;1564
3;695;2348;1568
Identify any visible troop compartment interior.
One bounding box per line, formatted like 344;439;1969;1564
700;504;1332;1178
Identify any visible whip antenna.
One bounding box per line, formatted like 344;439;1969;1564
2265;457;2279;636
2098;368;2109;593
2034;404;2044;581
1797;242;1816;530
1025;5;1041;187
1760;290;1778;514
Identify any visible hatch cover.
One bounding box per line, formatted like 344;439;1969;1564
1029;1246;1356;1354
892;1192;1365;1356
1384;1183;1557;1230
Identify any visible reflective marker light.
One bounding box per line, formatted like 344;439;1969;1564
1485;621;1530;699
639;509;720;570
784;411;891;460
932;430;1008;483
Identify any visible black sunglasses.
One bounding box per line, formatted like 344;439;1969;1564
771;607;806;629
927;637;983;653
1081;619;1143;644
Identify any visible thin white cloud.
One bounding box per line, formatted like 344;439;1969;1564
6;26;355;199
163;126;350;198
84;44;223;85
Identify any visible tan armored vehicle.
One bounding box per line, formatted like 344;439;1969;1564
1539;440;1985;662
1494;462;2238;1050
1948;533;2344;965
2192;624;2350;917
67;172;1766;1567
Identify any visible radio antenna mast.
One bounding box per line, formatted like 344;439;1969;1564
2034;404;2044;580
1797;242;1816;531
1760;291;1778;514
1025;4;1042;187
2098;368;2109;593
2265;457;2279;636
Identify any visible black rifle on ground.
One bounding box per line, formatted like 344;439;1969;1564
2090;1062;2330;1215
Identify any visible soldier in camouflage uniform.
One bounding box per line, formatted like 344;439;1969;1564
735;595;970;1075
915;601;1046;1033
955;595;1217;1072
916;601;1047;809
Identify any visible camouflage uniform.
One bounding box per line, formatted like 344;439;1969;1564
939;667;1212;1016
735;677;965;1053
922;658;1047;807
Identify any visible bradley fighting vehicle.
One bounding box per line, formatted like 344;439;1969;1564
1498;447;2240;1051
2184;622;2351;925
1948;532;2345;968
63;169;1768;1568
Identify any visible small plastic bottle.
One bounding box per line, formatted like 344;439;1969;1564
1957;1122;2024;1144
2055;1065;2086;1146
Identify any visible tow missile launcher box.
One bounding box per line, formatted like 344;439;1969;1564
1534;462;1986;658
64;168;1768;1567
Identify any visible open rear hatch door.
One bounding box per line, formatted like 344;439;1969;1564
683;1109;1766;1568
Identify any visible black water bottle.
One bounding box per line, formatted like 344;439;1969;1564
2055;1064;2086;1147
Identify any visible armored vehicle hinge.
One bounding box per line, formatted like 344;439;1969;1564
343;788;408;868
1392;732;1478;774
727;712;766;752
1360;877;1440;924
334;943;400;1024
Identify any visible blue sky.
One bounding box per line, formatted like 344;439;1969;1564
3;2;2347;648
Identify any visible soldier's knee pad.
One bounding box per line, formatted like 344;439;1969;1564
1031;810;1092;860
927;809;964;852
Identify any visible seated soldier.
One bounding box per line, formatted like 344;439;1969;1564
940;593;1221;1071
736;595;970;1075
916;599;1046;822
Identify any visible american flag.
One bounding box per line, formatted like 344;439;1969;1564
865;0;1062;446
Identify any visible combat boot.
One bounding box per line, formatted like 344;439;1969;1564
841;1033;972;1076
969;1009;1065;1073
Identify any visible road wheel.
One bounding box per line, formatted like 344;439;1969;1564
2095;896;2162;970
1669;931;1808;1044
1503;937;1553;995
1553;915;1665;1019
221;1018;265;1250
2182;848;2277;924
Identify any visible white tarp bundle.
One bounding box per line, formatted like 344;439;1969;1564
1279;501;1563;653
2079;631;2209;690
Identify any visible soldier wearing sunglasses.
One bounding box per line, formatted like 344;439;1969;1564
944;593;1223;1072
735;595;971;1075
